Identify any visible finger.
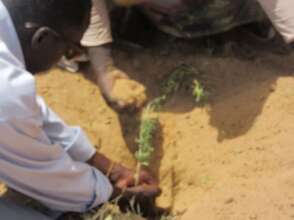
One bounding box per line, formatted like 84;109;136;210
139;173;158;185
115;180;129;190
124;185;161;198
115;175;137;188
110;187;122;200
135;95;147;109
110;97;135;112
139;170;158;185
117;100;127;109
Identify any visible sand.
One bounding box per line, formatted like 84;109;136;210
111;78;147;107
35;35;294;219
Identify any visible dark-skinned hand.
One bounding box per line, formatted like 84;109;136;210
109;164;161;199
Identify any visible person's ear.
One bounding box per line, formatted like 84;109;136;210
31;27;59;50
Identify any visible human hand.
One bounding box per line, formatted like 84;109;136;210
88;46;147;111
98;66;147;111
87;152;160;199
110;164;161;198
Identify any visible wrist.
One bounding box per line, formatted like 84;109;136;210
108;163;124;182
87;152;113;175
88;45;113;77
106;161;116;177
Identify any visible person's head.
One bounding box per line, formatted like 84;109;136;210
2;0;91;73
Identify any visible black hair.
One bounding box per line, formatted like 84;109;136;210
3;0;92;35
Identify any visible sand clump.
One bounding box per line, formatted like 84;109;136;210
111;78;147;107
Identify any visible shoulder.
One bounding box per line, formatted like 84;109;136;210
0;41;38;121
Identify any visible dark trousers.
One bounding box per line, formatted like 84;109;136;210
0;198;52;220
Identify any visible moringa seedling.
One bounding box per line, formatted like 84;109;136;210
192;80;205;103
134;110;159;185
145;95;167;112
135;117;158;166
134;65;205;184
161;64;196;95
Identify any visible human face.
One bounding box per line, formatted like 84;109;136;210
21;13;90;73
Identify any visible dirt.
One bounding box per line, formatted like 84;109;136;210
36;34;294;220
0;183;6;195
111;78;147;107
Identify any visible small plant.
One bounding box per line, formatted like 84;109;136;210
134;65;206;184
134;111;159;185
135;116;158;166
145;95;167;112
161;64;207;104
192;80;205;103
161;64;196;95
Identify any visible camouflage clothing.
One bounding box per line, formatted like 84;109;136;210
141;0;266;38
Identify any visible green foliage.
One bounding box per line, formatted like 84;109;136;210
161;71;182;95
161;64;196;95
160;64;207;104
192;80;205;103
135;117;159;166
134;64;206;177
145;95;167;112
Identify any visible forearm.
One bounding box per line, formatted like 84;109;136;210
37;96;96;162
87;151;114;175
87;151;132;185
0;123;113;212
88;45;113;79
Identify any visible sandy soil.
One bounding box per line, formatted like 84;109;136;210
36;34;294;220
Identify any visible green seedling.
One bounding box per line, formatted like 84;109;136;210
145;95;167;112
161;64;207;105
192;80;205;103
134;65;204;185
134;113;159;185
161;64;196;95
135;116;158;166
161;71;182;95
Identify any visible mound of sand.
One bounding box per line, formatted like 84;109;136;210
37;39;294;219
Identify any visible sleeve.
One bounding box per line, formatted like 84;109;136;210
36;96;96;162
0;47;113;212
81;0;113;47
0;120;113;212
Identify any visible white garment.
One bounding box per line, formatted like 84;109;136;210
0;0;112;212
81;0;113;47
257;0;294;43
